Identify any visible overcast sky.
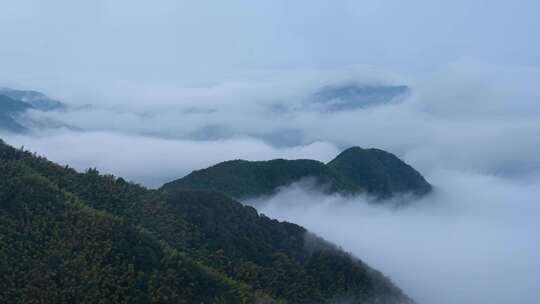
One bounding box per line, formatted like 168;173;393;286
1;0;539;102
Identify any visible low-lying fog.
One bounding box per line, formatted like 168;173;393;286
2;62;540;303
249;169;540;304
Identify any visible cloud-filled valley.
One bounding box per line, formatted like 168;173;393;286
4;61;540;185
1;1;540;302
2;60;539;303
250;169;540;304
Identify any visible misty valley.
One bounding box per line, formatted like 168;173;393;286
1;2;540;303
1;86;539;303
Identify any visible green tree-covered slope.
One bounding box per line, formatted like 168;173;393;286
326;147;432;198
162;159;355;199
0;140;412;303
161;147;431;200
0;161;253;303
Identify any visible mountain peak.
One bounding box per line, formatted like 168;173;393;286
0;88;65;111
0;94;33;131
327;146;432;198
162;146;432;201
312;84;409;111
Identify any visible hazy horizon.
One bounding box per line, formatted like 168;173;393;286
1;1;539;303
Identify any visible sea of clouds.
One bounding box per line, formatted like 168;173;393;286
1;61;539;303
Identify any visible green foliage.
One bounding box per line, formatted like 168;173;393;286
161;147;431;200
161;159;351;199
0;160;254;303
0;140;412;303
326;147;432;198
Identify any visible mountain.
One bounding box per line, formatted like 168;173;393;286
0;88;65;111
0;94;32;131
0;139;412;303
0;88;66;132
327;147;432;198
312;84;409;112
162;159;355;199
161;147;431;200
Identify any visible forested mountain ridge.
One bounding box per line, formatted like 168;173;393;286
0;139;412;303
162;159;356;199
161;147;431;200
0;161;253;303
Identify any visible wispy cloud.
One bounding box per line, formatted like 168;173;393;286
251;168;540;304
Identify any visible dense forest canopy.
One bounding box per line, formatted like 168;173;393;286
161;147;432;200
0;139;411;303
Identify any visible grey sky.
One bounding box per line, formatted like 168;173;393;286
1;0;539;101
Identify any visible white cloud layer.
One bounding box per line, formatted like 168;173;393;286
1;130;339;188
2;60;539;303
8;61;540;182
251;168;540;304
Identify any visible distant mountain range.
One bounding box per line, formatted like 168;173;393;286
0;95;32;131
0;88;65;132
0;84;408;142
311;84;409;112
192;84;411;146
0;88;65;111
0;139;412;303
162;146;432;200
